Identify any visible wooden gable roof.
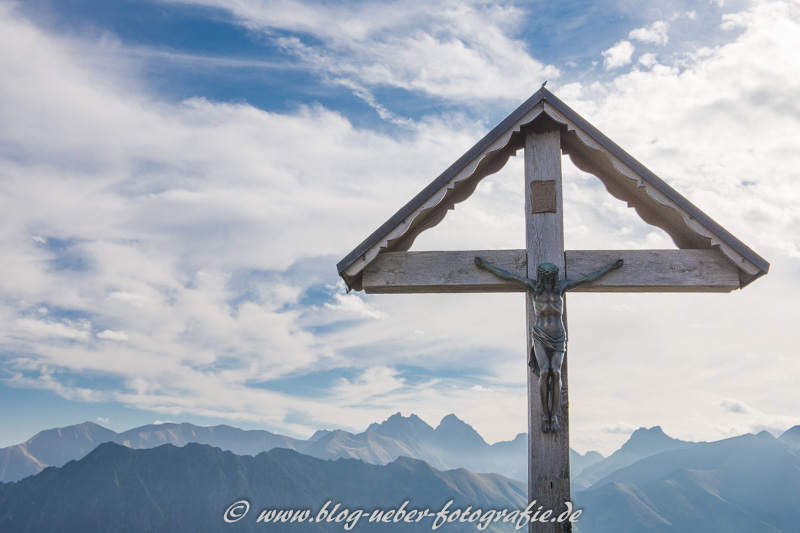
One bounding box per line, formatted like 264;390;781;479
337;88;769;292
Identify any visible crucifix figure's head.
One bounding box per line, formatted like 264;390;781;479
536;262;560;293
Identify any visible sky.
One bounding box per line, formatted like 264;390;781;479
0;0;798;456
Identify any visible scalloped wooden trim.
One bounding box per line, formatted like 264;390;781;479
343;104;546;280
344;99;762;283
541;102;760;278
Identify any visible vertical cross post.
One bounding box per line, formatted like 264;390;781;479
525;123;571;532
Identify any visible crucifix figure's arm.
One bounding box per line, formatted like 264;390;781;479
474;256;536;291
560;258;623;293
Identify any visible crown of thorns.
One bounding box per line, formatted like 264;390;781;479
537;262;559;276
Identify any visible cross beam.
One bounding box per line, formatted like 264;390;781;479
361;249;740;294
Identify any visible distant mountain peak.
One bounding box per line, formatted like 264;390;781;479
308;429;332;442
781;425;800;437
779;425;800;449
437;413;474;429
322;429;353;440
434;414;487;449
391;455;428;469
366;412;434;442
28;420;118;444
387;412;426;424
633;425;665;436
76;421;105;428
619;426;676;452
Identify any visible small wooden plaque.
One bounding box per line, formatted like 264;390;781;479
531;180;557;213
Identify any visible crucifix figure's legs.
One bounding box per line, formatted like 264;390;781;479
533;343;564;433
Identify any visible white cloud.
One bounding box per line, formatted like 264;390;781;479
108;292;151;307
720;10;752;30
602;40;635;69
720;398;755;415
704;399;799;439
331;366;405;404
629;20;669;45
4;360;107;402
638;53;658;68
12;318;91;341
164;0;558;105
324;291;387;320
97;329;129;341
600;422;639;435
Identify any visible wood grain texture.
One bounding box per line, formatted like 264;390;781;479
362;249;739;293
363;249;526;293
564;249;739;292
526;126;571;533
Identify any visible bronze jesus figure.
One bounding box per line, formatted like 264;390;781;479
474;256;623;433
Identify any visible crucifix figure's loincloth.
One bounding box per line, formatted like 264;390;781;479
529;326;566;377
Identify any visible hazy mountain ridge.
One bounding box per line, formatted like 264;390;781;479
778;425;800;449
119;421;306;453
0;421;306;483
0;442;525;533
0;421;117;483
5;416;799;493
300;428;448;470
0;413;547;483
573;426;697;490
575;431;800;532
570;448;604;478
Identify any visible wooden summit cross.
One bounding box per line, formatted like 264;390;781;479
336;88;768;532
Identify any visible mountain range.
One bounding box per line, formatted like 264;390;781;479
0;442;526;533
0;413;604;484
2;417;800;532
575;431;800;532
